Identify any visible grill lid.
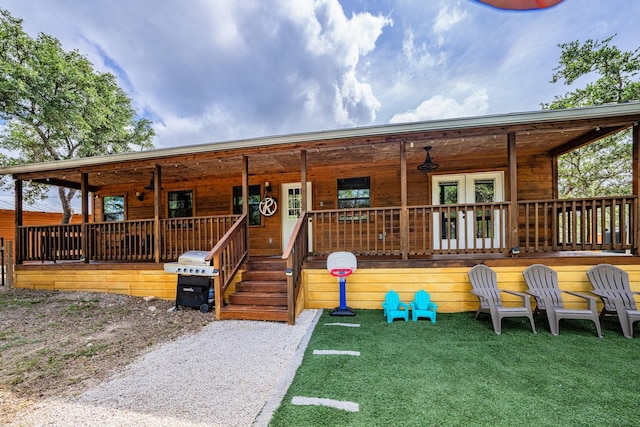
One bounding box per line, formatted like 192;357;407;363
177;250;211;265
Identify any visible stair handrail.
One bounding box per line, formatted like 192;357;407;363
282;212;309;325
205;214;248;319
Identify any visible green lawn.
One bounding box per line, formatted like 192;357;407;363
270;310;640;426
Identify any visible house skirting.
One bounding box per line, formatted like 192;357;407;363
13;263;640;313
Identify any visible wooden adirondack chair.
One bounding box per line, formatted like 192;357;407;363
381;290;410;323
523;264;602;338
467;264;536;335
410;290;437;323
586;264;640;338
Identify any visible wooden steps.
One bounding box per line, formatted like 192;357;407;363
219;257;289;322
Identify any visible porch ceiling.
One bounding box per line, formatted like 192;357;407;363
7;106;640;191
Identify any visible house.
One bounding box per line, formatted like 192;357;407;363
2;102;640;324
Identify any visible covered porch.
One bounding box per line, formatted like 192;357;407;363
5;103;640;323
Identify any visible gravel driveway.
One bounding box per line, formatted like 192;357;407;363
8;309;320;427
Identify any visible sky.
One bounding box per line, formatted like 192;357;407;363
2;0;640;150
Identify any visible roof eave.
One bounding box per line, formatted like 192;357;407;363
1;101;639;176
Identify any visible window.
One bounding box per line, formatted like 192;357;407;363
103;195;125;222
168;190;193;218
338;177;370;220
338;177;370;209
233;185;262;225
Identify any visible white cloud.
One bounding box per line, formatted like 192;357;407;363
433;2;468;34
389;86;489;123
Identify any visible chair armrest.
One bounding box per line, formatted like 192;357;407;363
501;289;532;309
562;290;596;302
562;290;597;312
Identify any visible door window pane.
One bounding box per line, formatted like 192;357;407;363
287;187;301;220
439;181;458;239
474;179;495;238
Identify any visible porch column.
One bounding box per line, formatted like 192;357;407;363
242;156;249;259
400;141;409;260
508;132;519;252
153;165;162;263
300;150;307;213
633;123;639;254
14;177;23;265
81;173;90;263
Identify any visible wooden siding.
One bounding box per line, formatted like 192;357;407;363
14;268;241;301
16;263;640;315
302;264;640;313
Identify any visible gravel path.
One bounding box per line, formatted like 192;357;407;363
9;309;321;427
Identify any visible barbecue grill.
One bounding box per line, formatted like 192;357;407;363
164;250;219;313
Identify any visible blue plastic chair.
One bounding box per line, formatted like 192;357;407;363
381;290;410;323
410;290;437;323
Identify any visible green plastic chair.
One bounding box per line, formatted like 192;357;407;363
410;290;437;323
381;290;410;323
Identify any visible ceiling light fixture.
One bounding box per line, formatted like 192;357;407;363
417;146;439;172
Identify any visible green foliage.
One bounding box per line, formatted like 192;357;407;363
543;35;640;198
0;9;154;214
271;310;640;426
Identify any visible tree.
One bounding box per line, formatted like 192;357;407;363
543;35;640;198
0;9;154;223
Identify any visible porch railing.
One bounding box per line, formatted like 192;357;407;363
308;202;511;257
206;214;248;319
17;214;241;263
282;212;309;325
18;224;84;262
89;219;155;261
159;215;241;261
519;196;637;252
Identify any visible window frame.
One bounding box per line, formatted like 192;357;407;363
337;177;371;221
102;195;125;222
168;189;194;219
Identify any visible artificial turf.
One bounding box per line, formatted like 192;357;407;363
269;309;640;426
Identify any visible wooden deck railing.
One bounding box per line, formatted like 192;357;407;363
282;212;309;325
206;214;248;319
309;207;402;256
308;202;511;257
18;224;84;262
159;215;241;261
17;214;242;263
519;196;637;252
88;219;155;261
16;196;638;264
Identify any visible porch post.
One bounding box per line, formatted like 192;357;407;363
153;165;162;263
400;140;409;260
508;132;519;252
14;177;23;265
242;156;249;214
81;173;90;263
242;156;249;258
633;123;639;254
300;150;307;213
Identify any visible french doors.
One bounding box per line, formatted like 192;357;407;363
432;172;504;250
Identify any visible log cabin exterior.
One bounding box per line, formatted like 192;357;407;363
3;102;640;324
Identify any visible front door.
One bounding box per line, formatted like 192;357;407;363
432;172;504;250
281;182;312;253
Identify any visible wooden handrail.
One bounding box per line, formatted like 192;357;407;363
282;212;309;325
205;214;248;320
